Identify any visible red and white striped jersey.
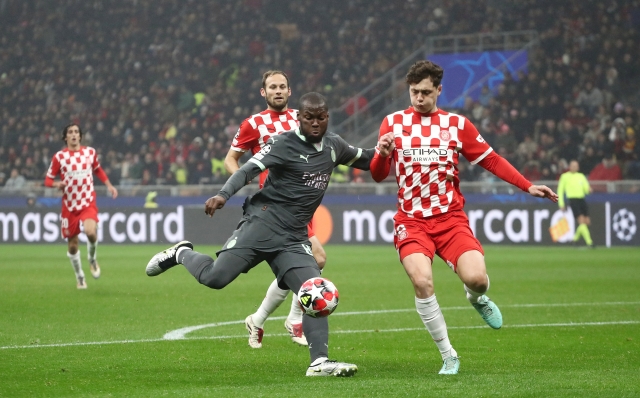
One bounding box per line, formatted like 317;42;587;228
46;147;101;212
230;108;299;187
380;107;493;218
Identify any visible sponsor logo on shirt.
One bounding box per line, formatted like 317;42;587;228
302;172;330;190
401;148;449;163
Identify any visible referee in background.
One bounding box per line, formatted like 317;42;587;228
558;160;594;247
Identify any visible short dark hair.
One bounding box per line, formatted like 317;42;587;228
406;60;444;87
262;70;290;89
299;92;327;111
62;124;83;141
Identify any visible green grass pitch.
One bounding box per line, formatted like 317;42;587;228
1;244;639;397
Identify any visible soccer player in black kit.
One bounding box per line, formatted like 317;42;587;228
145;92;395;377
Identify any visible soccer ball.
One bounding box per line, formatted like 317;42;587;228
612;208;637;242
297;277;339;318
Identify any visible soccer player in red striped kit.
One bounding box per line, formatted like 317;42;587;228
45;124;118;289
370;60;558;374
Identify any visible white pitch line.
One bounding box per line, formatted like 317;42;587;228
162;301;640;340
2;320;639;351
2;301;639;350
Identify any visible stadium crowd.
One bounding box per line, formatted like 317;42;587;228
1;0;640;189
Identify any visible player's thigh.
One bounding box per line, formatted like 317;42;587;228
401;252;434;293
83;218;97;237
456;250;487;286
270;250;319;291
433;211;484;272
61;208;82;239
280;265;322;296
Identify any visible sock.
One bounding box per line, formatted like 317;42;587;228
67;251;84;278
464;275;489;303
310;356;328;366
252;279;288;328
176;247;192;263
577;224;593;245
287;293;304;324
415;295;456;360
303;315;329;363
87;240;97;262
573;225;583;242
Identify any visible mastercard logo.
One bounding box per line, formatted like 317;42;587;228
311;204;333;244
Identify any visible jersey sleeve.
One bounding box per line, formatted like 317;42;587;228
370;117;394;181
246;135;288;172
44;154;60;187
458;117;493;165
229;118;259;153
333;135;374;170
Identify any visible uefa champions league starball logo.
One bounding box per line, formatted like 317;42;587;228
612;208;637;242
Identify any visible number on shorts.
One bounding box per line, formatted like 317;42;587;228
302;244;313;256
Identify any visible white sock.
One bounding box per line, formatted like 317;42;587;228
415;295;456;360
287;293;304;323
67;251;84;278
310;356;328;366
176;247;191;263
252;278;288;328
465;275;490;303
87;240;97;262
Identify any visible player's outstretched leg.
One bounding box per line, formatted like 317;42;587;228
285;294;307;346
146;241;193;276
464;276;502;329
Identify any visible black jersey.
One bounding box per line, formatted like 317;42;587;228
218;129;374;231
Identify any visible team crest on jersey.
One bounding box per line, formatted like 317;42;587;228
439;129;451;141
396;224;408;241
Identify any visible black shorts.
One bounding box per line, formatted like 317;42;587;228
568;198;589;217
216;215;318;288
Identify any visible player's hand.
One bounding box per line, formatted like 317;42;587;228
204;195;226;217
377;132;395;157
54;181;66;191
108;185;118;199
528;185;558;202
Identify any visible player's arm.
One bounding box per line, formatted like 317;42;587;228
205;137;283;217
44;155;65;191
92;152;118;199
224;149;245;174
461;118;558;202
225;120;258;174
370;119;394;182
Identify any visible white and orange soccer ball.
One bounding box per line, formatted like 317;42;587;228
297;277;339;318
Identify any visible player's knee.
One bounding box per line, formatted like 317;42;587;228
466;273;489;293
85;232;97;242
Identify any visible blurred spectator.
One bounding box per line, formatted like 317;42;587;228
589;156;623;182
3;168;26;190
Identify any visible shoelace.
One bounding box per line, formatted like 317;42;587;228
158;248;176;262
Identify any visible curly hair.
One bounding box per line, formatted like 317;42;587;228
406;60;444;87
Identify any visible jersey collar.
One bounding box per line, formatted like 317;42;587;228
295;128;324;151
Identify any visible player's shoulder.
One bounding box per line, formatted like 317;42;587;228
439;109;471;130
383;108;412;123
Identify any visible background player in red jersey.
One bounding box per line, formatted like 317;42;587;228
45;124;118;289
370;61;557;375
224;70;326;348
